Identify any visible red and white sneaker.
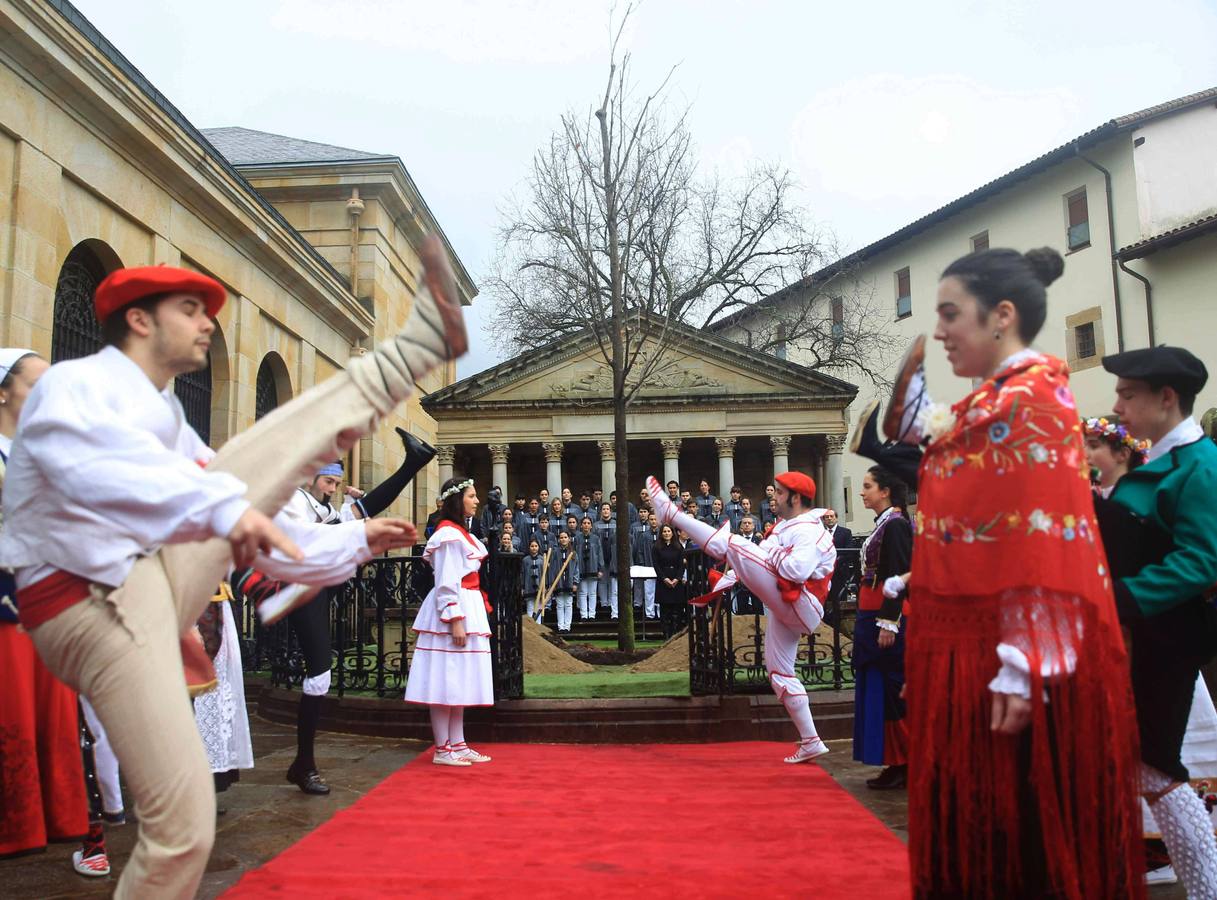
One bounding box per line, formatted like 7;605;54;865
451;742;492;763
784;737;830;764
432;743;472;767
234;569;321;626
73;847;111;877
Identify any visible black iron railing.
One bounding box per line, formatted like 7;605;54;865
687;546;860;696
241;552;525;700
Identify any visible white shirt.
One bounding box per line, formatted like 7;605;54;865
714;509;836;599
1146;417;1205;463
0;347;368;589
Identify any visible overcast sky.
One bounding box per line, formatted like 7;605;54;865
70;0;1217;377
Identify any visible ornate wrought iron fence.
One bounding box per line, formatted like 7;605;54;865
687;546;860;696
240;552;525;701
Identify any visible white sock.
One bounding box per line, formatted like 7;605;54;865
1145;767;1217;898
782;692;818;743
448;706;466;747
429;706;450;750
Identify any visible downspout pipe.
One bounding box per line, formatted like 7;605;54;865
1117;257;1155;347
1074;144;1125;352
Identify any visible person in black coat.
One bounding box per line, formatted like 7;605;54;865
822;509;854;606
653;524;688;639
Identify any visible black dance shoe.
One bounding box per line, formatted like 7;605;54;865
396;427;437;470
865;764;907;790
286;763;331;796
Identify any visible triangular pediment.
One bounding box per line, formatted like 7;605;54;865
423;318;856;411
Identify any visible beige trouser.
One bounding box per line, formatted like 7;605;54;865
28;293;450;898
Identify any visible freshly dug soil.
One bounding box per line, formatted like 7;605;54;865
630;612;851;673
521;616;594;674
563;644;656;666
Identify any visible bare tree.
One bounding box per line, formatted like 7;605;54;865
486;5;889;649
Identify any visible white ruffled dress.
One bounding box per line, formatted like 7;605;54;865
404;523;494;707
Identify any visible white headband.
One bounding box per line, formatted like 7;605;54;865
440;478;474;502
0;348;36;383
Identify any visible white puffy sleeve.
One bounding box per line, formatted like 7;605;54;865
254;515;372;586
430;538;466;623
20;372;249;545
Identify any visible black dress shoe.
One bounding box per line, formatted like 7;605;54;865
396;427;437;468
865;764;907;790
286;764;331;796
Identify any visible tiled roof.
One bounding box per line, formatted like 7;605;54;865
202;127;390;165
713;86;1217;331
1118;212;1217;261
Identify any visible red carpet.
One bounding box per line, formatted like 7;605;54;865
224;742;909;899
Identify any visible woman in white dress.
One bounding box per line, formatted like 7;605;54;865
404;477;495;767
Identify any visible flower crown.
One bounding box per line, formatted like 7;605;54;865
1083;417;1150;460
440;478;474;502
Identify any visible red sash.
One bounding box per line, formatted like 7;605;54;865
15;570;92;628
778;571;832;605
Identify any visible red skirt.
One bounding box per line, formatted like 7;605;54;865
0;623;88;856
905;591;1142;898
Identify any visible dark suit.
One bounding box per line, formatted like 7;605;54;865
828;524;855;606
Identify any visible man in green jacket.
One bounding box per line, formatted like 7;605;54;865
1102;344;1217;896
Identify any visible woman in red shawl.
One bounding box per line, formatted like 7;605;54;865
889;247;1142;897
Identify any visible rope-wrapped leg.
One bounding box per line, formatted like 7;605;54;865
162;235;467;628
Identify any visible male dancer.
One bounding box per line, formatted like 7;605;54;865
275;436;435;795
0;236;464;898
1100;345;1217;897
647;471;835;763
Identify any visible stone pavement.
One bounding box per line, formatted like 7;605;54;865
0;717;1182;898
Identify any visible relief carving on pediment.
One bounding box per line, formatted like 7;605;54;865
550;354;726;398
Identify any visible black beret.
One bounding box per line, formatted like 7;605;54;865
1101;345;1208;395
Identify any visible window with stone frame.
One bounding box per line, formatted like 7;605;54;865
1066;189;1090;251
1065;307;1104;372
895;268;912;319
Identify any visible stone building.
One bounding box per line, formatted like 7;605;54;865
716;87;1217;529
422;318;857;510
0;0;474;521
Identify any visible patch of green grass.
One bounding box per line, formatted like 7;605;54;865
524;666;689;699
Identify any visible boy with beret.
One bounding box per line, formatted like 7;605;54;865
0;236;464;897
1101;344;1217;896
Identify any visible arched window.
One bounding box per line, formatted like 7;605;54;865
52;243;112;362
175;352;213;444
256;356;279;421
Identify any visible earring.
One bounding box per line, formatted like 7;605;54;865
993;331;1002;340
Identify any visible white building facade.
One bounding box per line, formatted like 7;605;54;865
719;88;1217;530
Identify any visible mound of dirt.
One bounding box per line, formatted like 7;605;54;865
629;612;849;674
630;628;689;672
521;616;595;674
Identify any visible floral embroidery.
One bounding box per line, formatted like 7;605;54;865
916;506;1099;549
922;402;957;443
988;421;1011;443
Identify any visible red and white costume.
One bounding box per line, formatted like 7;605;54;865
404;520;494;708
646;475;835;759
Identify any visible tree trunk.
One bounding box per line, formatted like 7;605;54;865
614;400;635;652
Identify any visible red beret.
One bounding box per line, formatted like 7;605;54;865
94;265;226;323
775;471;817;501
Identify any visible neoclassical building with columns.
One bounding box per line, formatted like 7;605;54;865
423;320;857;510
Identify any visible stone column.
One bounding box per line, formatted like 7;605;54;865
825;434;846;514
597;440;617;494
488;443;510;495
770;435;792;477
715;437;737;496
660;438;682;488
542;441;565;501
435;445;455;486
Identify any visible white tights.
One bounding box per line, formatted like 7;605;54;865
429;705;466;750
1143;763;1217;898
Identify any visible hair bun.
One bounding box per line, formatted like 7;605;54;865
1024;247;1064;287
